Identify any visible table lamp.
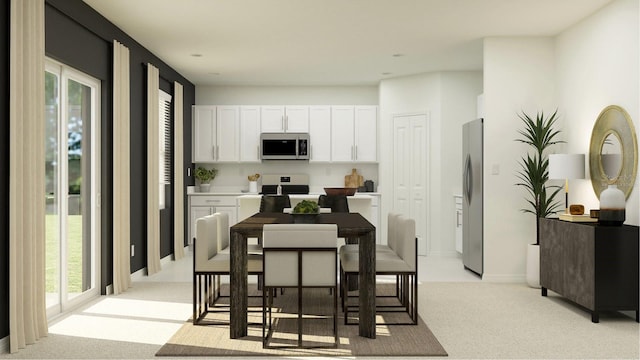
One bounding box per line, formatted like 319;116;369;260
549;154;585;214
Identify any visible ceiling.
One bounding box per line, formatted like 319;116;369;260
83;0;613;86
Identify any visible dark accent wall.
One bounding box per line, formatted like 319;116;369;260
0;0;10;340
44;0;195;274
1;0;195;339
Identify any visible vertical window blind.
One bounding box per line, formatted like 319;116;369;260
159;90;172;209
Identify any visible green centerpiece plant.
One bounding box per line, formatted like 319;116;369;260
292;200;320;223
293;200;319;214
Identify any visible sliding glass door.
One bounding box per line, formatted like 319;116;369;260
45;59;101;317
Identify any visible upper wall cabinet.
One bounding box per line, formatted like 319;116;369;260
192;105;239;163
193;104;377;164
261;105;309;133
239;106;261;162
309;106;332;162
331;105;377;162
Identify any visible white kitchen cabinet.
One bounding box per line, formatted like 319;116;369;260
455;195;463;254
188;194;238;244
308;105;331;162
215;106;240;162
331;105;377;162
331;106;355;161
192;105;239;163
354;106;378;162
239;106;261;162
260;105;309;133
192;105;217;162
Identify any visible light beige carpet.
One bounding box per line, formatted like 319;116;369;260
156;284;447;357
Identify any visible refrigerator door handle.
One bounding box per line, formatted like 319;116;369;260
464;155;473;204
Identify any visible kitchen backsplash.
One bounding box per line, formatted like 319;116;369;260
195;163;378;193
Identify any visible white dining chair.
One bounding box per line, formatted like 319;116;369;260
339;215;418;325
262;223;338;348
193;214;263;325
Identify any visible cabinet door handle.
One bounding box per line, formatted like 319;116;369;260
282;116;285;131
285;115;288;131
206;199;221;203
456;210;462;227
212;146;215;160
355;145;358;160
216;145;219;160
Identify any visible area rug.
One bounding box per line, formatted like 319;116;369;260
156;284;447;357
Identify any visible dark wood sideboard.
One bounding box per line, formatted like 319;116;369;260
539;217;639;323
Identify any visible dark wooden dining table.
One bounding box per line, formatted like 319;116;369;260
229;212;377;339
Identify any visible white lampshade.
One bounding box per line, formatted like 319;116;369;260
549;154;585;180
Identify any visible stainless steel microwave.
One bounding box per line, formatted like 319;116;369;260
260;133;310;160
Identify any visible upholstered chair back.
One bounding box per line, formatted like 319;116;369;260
262;224;338;287
399;217;417;271
213;212;230;252
387;212;401;251
259;195;291;212
195;215;218;271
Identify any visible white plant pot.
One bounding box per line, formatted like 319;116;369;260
526;243;540;288
199;183;211;193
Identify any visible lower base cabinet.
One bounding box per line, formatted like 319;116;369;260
539;218;639;323
188;195;238;244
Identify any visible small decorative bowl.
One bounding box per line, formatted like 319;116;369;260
324;187;357;196
291;212;319;224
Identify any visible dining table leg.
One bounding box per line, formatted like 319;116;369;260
359;229;376;338
230;231;248;338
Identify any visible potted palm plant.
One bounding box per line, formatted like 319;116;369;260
515;110;564;287
195;166;218;193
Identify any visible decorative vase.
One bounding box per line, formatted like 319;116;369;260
599;184;625;226
199;183;211;193
249;181;258;193
526;244;540;288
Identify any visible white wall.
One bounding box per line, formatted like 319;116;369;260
378;71;482;256
482;0;639;282
556;0;639;226
440;72;484;254
196;85;378;105
482;37;556;282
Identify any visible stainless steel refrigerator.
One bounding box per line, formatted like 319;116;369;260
462;118;483;276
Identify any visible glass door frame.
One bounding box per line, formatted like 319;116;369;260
45;58;102;319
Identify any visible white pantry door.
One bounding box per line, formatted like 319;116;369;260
393;113;428;255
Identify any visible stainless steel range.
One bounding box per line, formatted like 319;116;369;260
260;174;310;195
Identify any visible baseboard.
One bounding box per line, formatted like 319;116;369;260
131;267;147;281
481;273;526;283
427;251;462;258
131;252;184;281
160;253;173;267
0;335;8;353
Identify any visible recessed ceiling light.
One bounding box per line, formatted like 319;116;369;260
382;72;392;76
392;53;404;57
191;53;203;57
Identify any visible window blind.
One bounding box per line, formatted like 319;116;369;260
159;90;172;209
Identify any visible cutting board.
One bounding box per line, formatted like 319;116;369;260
344;168;363;188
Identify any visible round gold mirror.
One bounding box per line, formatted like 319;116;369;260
589;105;638;199
600;131;623;181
